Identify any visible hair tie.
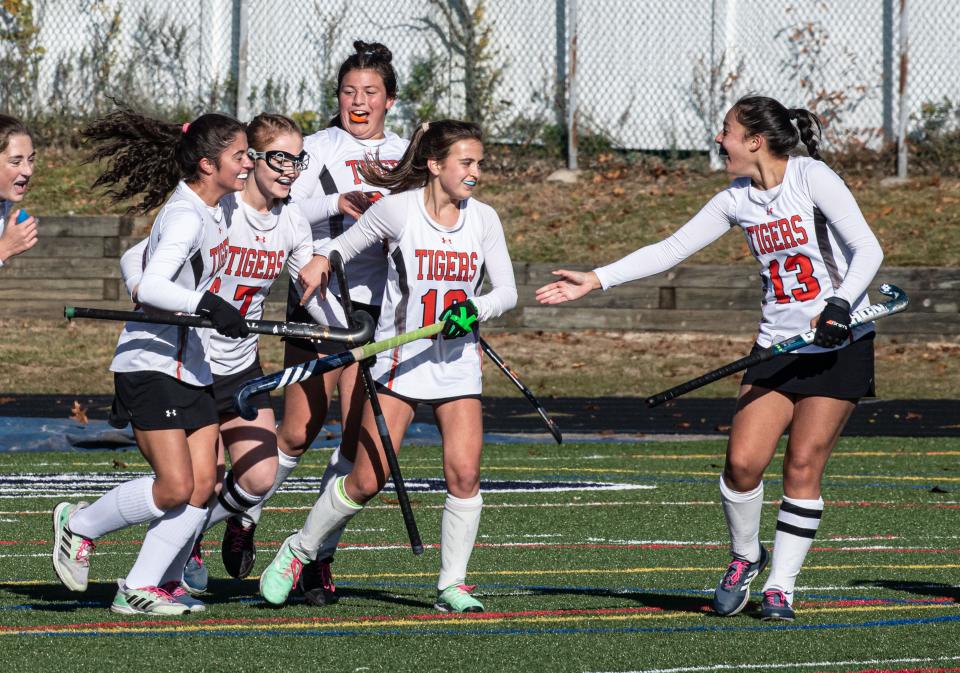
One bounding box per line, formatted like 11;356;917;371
181;122;190;134
421;122;430;134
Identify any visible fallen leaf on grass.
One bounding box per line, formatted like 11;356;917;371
930;485;949;494
70;400;88;425
112;460;128;469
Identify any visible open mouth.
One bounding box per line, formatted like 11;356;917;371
237;172;248;180
349;111;369;124
12;181;27;194
463;179;477;188
277;177;293;186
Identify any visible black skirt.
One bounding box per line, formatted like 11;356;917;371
109;371;218;431
741;332;875;399
211;360;272;416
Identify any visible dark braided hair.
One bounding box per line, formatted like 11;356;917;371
732;96;824;161
360;120;482;194
328;41;398;129
83;103;246;213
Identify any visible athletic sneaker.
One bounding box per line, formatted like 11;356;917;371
259;534;305;606
110;580;190;615
435;584;484;613
300;558;337;607
52;501;94;592
182;537;208;595
221;518;257;579
160;581;206;612
760;589;795;621
712;544;770;616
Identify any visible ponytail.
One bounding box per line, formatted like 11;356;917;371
83;103;245;213
733;96;825;162
360;119;482;194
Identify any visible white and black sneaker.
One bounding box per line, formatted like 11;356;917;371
110;580;190;615
52;501;94;592
712;544;769;616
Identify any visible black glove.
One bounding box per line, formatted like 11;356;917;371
439;300;479;339
197;291;249;339
813;296;851;348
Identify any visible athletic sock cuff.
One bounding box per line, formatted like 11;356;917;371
278;450;300;470
780;495;824;511
444;492;483;511
334;476;363;511
719;475;763;503
119;476;166;522
217;471;265;515
328;445;355;476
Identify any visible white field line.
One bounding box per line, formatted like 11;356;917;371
584;654;960;673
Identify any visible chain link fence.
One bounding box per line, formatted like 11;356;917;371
1;0;957;172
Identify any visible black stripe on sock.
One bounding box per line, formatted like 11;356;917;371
779;501;823;519
776;520;818;539
225;472;259;510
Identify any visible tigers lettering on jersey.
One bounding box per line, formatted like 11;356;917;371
414;249;479;282
744;214;810;256
223;245;287;280
344;159;399;185
208;237;230;274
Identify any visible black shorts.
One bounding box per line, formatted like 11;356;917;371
741;332;876;400
375;382;482;407
211;361;272;416
284;281;381;355
109;371;219;431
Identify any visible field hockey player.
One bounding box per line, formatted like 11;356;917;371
51;107;253;615
0;115;38;268
221;41;408;608
536;95;884;621
259;119;517;613
118;113;346;605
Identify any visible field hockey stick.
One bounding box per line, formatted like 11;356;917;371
234;321;442;420
64;306;375;345
645;283;909;408
479;338;562;444
329;250;424;556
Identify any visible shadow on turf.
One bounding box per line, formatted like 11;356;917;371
524;586;711;615
851;578;960;602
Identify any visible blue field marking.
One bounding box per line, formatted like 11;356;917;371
16;612;960;638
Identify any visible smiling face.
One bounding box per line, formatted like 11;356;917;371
209;132;253;194
715;107;761;177
429;139;484;202
249;131;304;202
0;133;35;202
338;68;395;141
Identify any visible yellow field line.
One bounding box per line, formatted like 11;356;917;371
1;602;955;636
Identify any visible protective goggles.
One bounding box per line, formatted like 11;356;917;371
247;148;309;173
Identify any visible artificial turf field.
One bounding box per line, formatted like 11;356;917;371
0;437;958;673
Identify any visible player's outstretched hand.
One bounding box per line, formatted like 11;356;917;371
535;269;601;305
440;300;479;339
298;254;330;305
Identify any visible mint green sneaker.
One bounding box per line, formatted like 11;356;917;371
435;584;484;613
259;534;306;606
110;581;190;615
52;501;94;592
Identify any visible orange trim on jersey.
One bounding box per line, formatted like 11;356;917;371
385;345;402;389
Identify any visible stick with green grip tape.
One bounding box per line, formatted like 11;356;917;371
234;321;444;421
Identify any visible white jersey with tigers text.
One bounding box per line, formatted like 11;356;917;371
291;125;408;304
120;195;348;377
595;156;883;353
320;188;517;400
111;182;230;386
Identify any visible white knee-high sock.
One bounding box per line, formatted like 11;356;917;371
292;476;362;562
242;449;300;526
437;492;483;591
204;471;265;532
314;446;354;561
719;476;764;562
762;495;823;604
68;476;165;540
159;510;208;586
124;504;208;589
